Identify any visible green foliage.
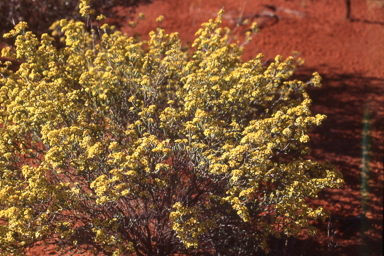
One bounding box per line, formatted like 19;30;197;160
0;5;343;256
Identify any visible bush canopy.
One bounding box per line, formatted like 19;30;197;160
0;3;343;255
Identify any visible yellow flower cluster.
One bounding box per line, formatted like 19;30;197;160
79;0;95;17
0;5;343;255
170;202;217;249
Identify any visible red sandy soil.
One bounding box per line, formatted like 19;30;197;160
2;0;383;255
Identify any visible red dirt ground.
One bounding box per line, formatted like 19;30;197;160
2;0;383;255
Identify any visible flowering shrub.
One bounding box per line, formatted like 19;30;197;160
0;3;343;255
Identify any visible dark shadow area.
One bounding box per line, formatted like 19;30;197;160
288;67;384;256
264;213;383;256
0;0;154;49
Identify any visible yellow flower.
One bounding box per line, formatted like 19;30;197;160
156;15;164;23
96;14;106;22
300;135;310;143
